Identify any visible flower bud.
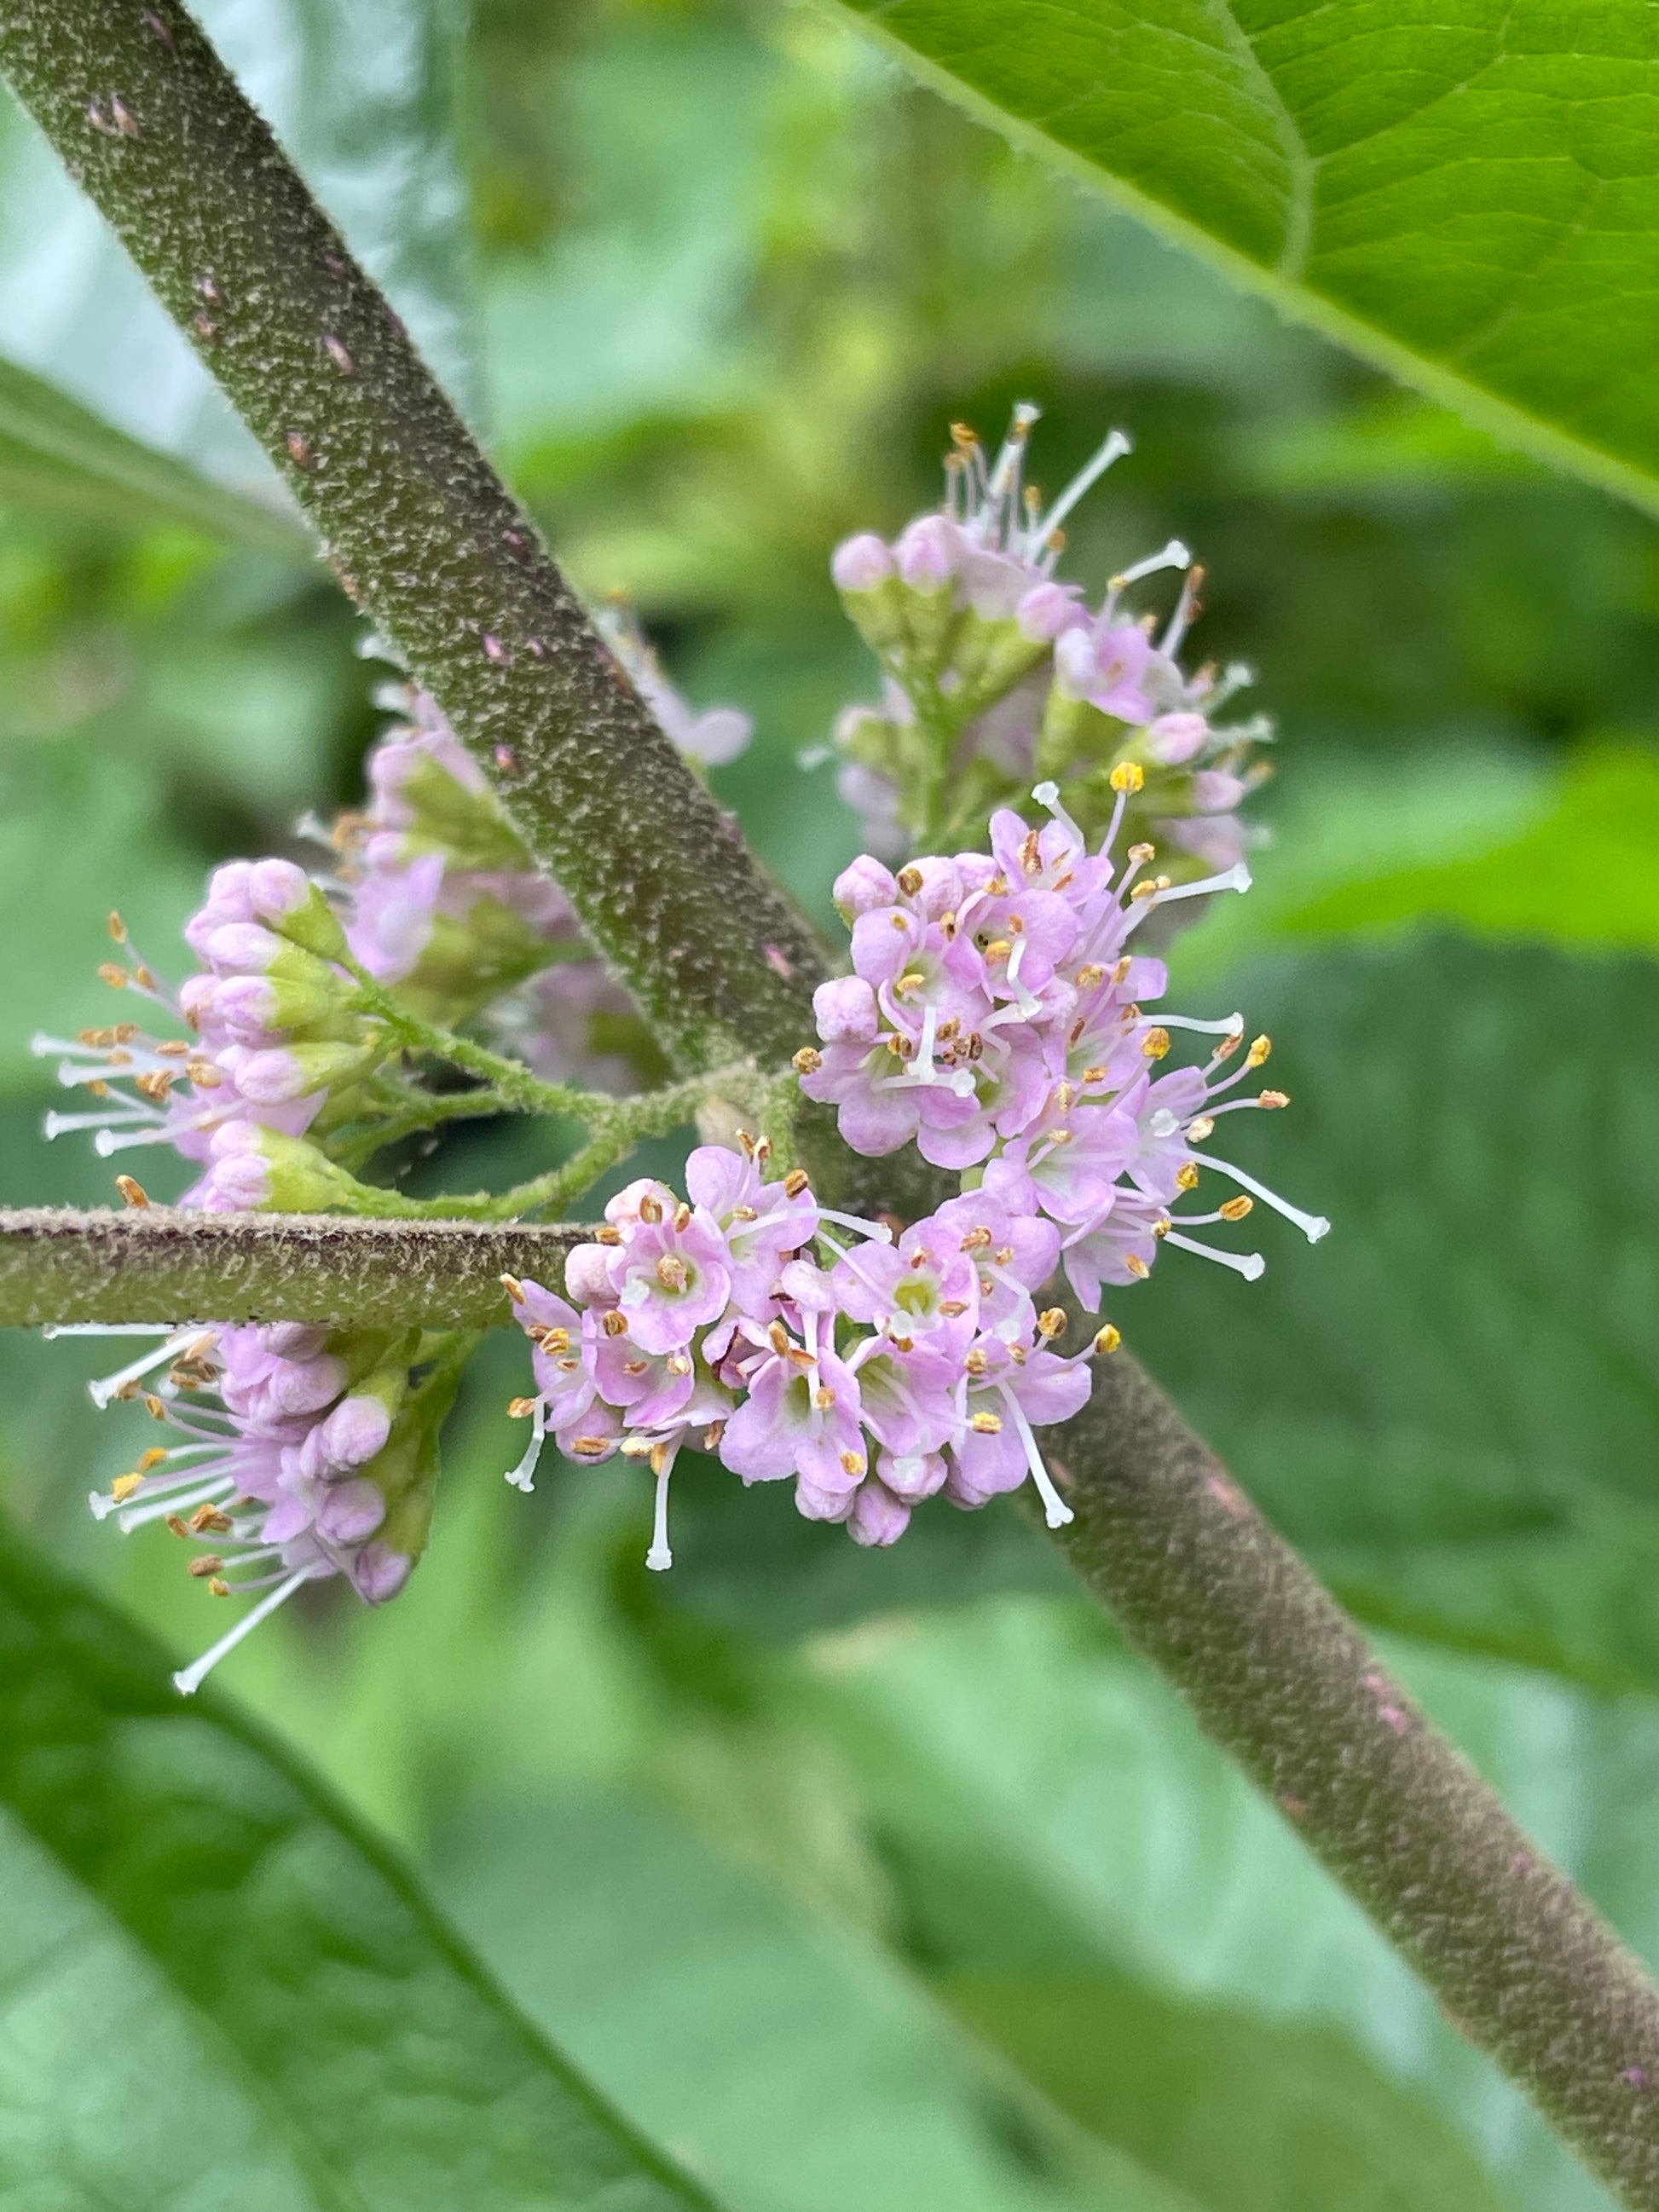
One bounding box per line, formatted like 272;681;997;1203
234;1038;382;1106
831;533;895;593
1192;769;1247;814
350;1543;413;1604
248;860;350;962
812;976;879;1043
1015;581;1082;642
1147;712;1210;765
315;1477;388;1545
206;1122;369;1212
832;855;898;919
895;515;957;591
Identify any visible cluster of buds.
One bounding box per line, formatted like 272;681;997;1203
340;653;749;1089
36;859;387;1208
797;783;1327;1309
55;1317;465;1693
504;1137;1117;1562
829;405;1269;874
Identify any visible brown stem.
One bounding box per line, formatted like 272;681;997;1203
1052;1349;1659;2209
0;0;829;1075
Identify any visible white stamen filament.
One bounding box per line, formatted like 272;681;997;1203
1026;429;1131;554
1123;862;1251;935
999;1387;1074;1528
1157;1013;1244;1037
44;1106;162;1140
646;1443;679;1572
88;1328;213;1408
117;1477;234;1533
172;1568;319;1696
506;1398;547;1493
93;1125;181;1156
1163;1230;1265;1280
1188;1151;1330;1242
44;1322;180;1339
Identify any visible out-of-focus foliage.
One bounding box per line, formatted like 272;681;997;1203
3;1;1659;2208
0;1517;724;2211
824;0;1659;519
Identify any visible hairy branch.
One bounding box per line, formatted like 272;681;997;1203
1055;1352;1659;2208
5;9;1659;2200
0;1209;587;1330
0;0;828;1075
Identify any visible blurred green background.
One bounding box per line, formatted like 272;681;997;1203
5;1;1659;2207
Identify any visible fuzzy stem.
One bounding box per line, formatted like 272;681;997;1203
1051;1348;1659;2209
5;8;1659;2197
0;1208;588;1328
0;0;829;1075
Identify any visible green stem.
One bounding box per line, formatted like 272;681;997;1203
0;1208;591;1328
0;0;830;1077
346;974;600;1120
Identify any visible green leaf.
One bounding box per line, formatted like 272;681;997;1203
0;0;476;493
435;1783;1195;2212
944;1967;1507;2212
1127;933;1659;1692
804;1597;1639;2212
0;356;309;551
1275;741;1659;950
0;1509;725;2210
824;0;1659;515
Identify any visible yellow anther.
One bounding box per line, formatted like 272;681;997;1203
1038;1308;1066;1339
1187;1115;1216;1141
793;1046;823;1075
1176;1162;1200;1191
813;1385;835;1411
507;1397;538;1418
188;1555;223;1579
500;1273;525;1303
1125;1253;1151;1279
1220;1195;1254;1221
601;1309;630;1337
897;864;924;896
969;1410;1003;1434
1259;1089;1290;1109
840;1450;867;1478
1246;1034;1272;1068
1128;841;1156;865
784;1169;811;1198
1093;1324;1122;1355
638;1193;663;1224
1142;1027;1171;1060
115;1175;150;1208
1109;760;1145;794
111;1472;144;1504
209;1577;231;1598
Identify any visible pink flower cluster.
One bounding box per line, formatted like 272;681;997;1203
68;1320;419;1694
347;670;748;1089
505;1139;1118;1563
36;858;371;1210
830;404;1268;873
800;783;1328;1311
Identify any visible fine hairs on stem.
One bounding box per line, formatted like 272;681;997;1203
3;5;1658;2203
